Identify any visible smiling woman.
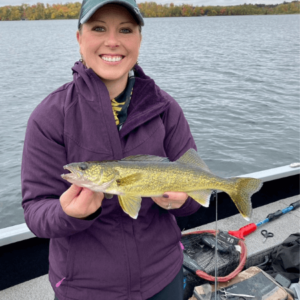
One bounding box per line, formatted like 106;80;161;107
77;4;142;99
21;0;202;300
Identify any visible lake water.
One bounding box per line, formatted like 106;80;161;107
0;15;299;229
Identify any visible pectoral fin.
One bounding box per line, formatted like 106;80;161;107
188;189;212;207
116;173;143;186
118;195;142;219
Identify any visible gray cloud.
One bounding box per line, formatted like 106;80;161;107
0;0;283;6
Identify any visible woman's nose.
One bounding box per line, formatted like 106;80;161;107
104;31;120;48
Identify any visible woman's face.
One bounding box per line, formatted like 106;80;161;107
77;4;142;86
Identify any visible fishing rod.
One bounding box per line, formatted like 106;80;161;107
228;200;300;240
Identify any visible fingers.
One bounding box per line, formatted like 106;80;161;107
152;192;189;210
78;187;94;200
60;184;83;206
60;185;104;218
75;189;103;217
162;192;188;201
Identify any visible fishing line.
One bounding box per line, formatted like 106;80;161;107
181;193;248;293
214;190;218;300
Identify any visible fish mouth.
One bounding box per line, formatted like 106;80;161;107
61;172;78;181
61;164;84;182
61;163;113;193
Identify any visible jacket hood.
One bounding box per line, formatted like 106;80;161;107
71;61;171;138
72;61;108;102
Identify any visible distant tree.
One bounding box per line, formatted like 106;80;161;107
10;6;21;20
194;6;204;16
181;4;193;16
220;7;227;15
36;3;45;19
0;6;9;20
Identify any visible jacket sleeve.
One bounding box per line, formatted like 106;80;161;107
21;89;99;239
161;96;201;217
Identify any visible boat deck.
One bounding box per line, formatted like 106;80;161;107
1;194;299;300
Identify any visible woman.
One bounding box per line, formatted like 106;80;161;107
21;0;201;299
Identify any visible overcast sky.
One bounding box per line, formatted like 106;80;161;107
0;0;285;7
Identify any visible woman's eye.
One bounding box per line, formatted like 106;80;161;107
93;26;105;32
120;28;132;34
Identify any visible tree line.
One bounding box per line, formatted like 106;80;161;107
0;1;299;21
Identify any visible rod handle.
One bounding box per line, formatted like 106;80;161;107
266;209;283;221
291;200;300;210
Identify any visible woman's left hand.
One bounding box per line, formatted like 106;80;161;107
152;192;189;210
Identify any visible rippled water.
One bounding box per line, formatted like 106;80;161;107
0;15;299;229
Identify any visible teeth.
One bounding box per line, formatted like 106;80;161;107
101;56;123;62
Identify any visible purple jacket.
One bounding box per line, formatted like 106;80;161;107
21;62;200;300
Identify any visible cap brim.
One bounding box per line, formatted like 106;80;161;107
79;0;144;27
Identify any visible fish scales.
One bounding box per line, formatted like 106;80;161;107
112;162;213;195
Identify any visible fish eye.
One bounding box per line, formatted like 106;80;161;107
79;163;88;170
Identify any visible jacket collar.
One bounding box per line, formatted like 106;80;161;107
120;65;170;138
72;62;170;139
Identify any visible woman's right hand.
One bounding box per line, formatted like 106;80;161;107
60;184;104;219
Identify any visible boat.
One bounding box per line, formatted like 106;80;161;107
0;163;299;298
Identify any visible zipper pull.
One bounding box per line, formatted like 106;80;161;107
56;277;66;288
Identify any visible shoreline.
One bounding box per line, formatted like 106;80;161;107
0;1;299;21
0;13;299;22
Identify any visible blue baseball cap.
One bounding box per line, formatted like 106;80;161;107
78;0;144;29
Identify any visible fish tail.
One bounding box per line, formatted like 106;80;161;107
227;177;263;221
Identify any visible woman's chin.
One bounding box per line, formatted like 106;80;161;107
97;70;130;84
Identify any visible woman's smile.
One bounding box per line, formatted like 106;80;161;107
100;54;124;63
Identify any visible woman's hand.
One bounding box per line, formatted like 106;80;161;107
60;184;104;219
152;192;188;210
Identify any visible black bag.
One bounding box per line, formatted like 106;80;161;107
262;233;300;283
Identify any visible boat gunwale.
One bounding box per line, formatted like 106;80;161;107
0;163;299;247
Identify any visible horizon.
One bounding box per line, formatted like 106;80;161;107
0;0;292;7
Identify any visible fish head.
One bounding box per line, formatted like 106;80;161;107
61;162;116;192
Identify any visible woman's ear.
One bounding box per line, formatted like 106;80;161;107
76;30;81;45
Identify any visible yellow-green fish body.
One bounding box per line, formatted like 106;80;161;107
62;149;263;220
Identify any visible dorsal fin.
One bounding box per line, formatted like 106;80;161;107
121;155;169;162
176;149;211;173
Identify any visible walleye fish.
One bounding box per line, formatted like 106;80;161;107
61;149;262;220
